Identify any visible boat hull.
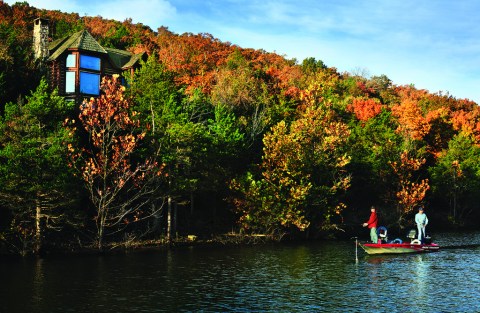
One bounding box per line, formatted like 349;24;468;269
359;242;440;255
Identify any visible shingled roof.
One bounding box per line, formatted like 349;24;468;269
48;30;107;61
47;30;144;70
104;47;145;70
122;52;144;69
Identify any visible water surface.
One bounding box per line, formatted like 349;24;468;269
1;232;479;312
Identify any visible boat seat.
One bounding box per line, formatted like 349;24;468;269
407;229;417;239
377;226;388;242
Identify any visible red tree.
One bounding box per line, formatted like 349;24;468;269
67;76;161;250
347;97;383;122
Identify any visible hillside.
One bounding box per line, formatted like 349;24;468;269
1;1;480;255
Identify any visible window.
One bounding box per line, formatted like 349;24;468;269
80;55;100;71
64;54;101;95
65;71;75;93
80;71;100;95
66;54;76;67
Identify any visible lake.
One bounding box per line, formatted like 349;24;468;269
1;231;479;312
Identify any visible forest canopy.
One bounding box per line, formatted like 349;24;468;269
1;1;479;255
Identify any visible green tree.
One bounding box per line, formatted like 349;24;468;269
211;51;271;148
129;55;246;238
0;79;78;255
0;21;39;107
346;110;403;216
301;57;327;75
128;55;205;240
429;134;480;225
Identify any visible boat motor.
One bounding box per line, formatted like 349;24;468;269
424;235;432;244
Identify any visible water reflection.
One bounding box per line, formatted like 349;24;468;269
412;254;428;299
1;232;479;312
32;258;45;304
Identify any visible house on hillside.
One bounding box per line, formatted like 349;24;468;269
33;18;145;102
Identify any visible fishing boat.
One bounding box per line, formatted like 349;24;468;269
360;241;440;255
359;227;440;255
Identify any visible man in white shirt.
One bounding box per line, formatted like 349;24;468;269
415;207;428;243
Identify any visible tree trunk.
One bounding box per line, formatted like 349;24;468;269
174;201;177;239
452;171;457;223
97;226;104;251
35;198;42;255
167;195;172;243
190;192;194;215
152;202;161;233
97;211;105;251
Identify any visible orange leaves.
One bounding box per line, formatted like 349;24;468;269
78;76;139;148
347;97;383;122
156;32;234;94
396;179;430;214
155;29;302;97
68;75;160;193
82;158;100;181
390;151;426;174
390;151;429;215
64;76;163;248
450;107;480;144
391;97;430;141
394;85;429;101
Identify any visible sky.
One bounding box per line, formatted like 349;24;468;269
5;0;480;103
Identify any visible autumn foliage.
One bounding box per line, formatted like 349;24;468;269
66;76;161;249
390;151;430;225
347;97;383;122
391;97;430;141
2;2;480;254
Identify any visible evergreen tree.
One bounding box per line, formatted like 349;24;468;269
0;79;79;255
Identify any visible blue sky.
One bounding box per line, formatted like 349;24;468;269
6;0;480;103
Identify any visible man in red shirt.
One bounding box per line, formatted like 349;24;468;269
363;206;378;243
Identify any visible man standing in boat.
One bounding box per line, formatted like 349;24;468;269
363;206;378;243
415;207;428;243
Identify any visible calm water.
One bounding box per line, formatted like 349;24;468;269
1;232;479;313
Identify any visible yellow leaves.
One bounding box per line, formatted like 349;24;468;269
238;85;352;234
396;179;430;213
390;151;426;176
337;154;351;168
335;202;347;215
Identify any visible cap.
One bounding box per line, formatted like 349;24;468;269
418;207;424;211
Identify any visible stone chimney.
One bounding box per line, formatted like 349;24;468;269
33;18;49;61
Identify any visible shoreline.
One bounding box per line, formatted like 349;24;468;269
2;226;479;258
